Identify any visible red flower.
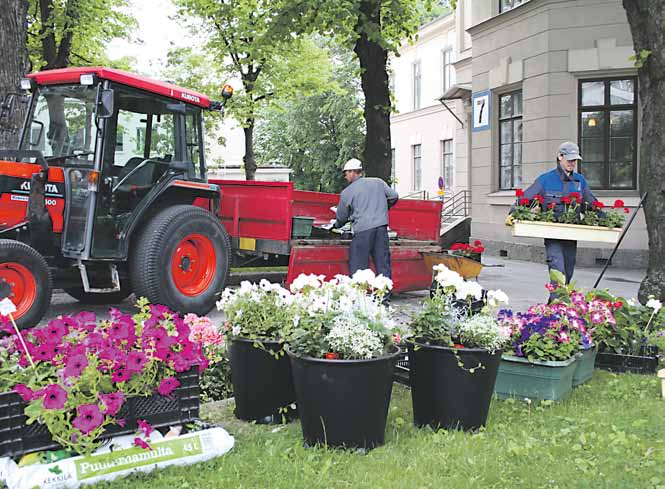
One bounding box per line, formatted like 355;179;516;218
613;301;623;309
623;208;630;214
592;201;605;209
548;202;556;210
534;195;544;204
613;199;625;208
450;243;464;251
518;198;530;206
474;240;482;246
324;352;340;359
560;196;571;205
515;189;525;198
569;192;581;201
453;344;465;349
473;246;485;253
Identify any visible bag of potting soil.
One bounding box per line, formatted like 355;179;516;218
0;427;234;489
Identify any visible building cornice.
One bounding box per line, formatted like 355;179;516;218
467;0;546;37
390;104;448;123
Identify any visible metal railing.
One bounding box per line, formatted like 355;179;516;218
441;190;471;224
403;190;430;200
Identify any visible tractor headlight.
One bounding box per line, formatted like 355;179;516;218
19;79;32;91
80;74;95;86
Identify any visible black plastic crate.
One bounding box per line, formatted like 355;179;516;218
595;345;659;375
0;367;200;458
393;350;410;386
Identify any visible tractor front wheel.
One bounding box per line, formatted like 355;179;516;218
130;205;231;315
0;240;52;329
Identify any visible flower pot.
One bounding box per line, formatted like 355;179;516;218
0;367;200;458
288;349;400;450
494;355;577;401
512;221;621;244
595;345;659;375
229;338;297;423
573;346;598;386
423;253;483;280
408;342;501;431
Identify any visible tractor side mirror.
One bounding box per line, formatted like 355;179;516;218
29;120;44;147
96;89;115;119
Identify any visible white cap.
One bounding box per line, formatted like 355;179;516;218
342;158;363;172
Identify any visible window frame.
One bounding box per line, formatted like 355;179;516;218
441;48;453;95
412;144;422;191
441;139;454;191
412;60;421;110
498;90;523;190
577;76;638;190
499;0;527;13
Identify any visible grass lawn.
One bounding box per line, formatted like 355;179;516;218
94;371;665;489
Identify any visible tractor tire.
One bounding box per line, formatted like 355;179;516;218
130;205;231;315
0;240;52;329
63;286;133;305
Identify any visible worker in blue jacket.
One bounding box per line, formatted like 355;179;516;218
506;141;600;287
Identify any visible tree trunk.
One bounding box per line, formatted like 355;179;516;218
354;0;391;183
0;0;29;149
243;121;257;180
623;0;665;303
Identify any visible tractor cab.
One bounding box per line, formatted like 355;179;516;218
0;68;233;328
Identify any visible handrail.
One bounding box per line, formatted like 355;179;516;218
440;190;471;225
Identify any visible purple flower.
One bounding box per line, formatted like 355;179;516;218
133;437;152;450
40;384;68;410
72;404;104;434
126;351;148;373
111;366;132;383
13;384;34;402
63;354;88;378
117;418;126;428
44;319;69;341
157;377;180;396
137;419;153;437
32;343;56;363
99;391;126;416
147;327;176;350
73;311;97;332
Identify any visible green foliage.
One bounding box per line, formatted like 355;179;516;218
199;352;232;402
409;291;459;346
256;40;364;192
26;0;136;70
629;49;652;68
93;375;665;489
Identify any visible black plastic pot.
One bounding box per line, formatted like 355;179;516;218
229;338;297;423
288;349;400;450
595;345;659;375
408;342;501;431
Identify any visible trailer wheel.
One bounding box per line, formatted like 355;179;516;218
0;240;52;329
63;286;133;305
130;205;231;315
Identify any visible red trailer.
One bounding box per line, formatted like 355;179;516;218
208;180;443;293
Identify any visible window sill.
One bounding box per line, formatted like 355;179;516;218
486;190;642;207
487;190;517;206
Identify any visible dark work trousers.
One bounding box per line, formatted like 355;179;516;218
349;225;392;279
545;238;577;298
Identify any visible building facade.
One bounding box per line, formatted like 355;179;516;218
391;0;647;267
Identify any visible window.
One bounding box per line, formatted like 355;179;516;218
441;139;454;191
442;49;453;94
391;148;396;188
412;61;421;110
412;144;422;191
500;0;527;13
116;128;124;152
499;91;523;190
578;78;637;189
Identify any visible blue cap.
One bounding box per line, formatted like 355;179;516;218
558;141;582;161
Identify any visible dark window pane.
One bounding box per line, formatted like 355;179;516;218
501;121;513;143
501;144;512;166
610;79;634;105
582;81;605;106
500;95;512;118
581;111;604;138
610;137;633;162
610;110;633;137
513;165;522;188
513;92;522;116
580;138;604;162
513;120;523;143
500;165;512;189
580;162;604;188
610;161;634;189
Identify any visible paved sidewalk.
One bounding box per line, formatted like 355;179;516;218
44;257;645;326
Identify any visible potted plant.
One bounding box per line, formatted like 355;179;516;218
0;300;207;457
511;190;628;244
286;270;400;450
449;240;485;263
217;279;297;423
550;273;662;375
407;265;509;431
495;304;582;401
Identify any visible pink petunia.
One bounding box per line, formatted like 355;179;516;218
116;418;126;428
111;366;132;383
40;384;68;410
133;437;152;450
13;384;34;402
137;419;153;437
63;354;89;378
44;319;69;341
32;343;57;363
72;404;104;434
99;391;126;416
126;351;148;373
157;377;180;397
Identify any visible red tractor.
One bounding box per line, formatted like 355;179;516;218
0;67;234;328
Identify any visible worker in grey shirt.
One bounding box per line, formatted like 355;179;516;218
334;158;399;282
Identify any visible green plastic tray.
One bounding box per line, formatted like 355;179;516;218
292;217;314;238
494;354;578;401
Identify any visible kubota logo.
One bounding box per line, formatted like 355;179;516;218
19;181;60;193
180;92;201;103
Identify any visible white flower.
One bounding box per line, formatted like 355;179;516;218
259;279;272;290
487;289;509;308
454;281;483;301
370;274;393;292
239;281;254;293
232;325;241;336
646;298;662;313
290;273;324;293
351;269;376;285
434;266;464;290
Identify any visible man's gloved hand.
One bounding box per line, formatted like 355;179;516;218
505;214;515;227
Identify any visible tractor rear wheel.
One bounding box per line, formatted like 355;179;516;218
0;240;52;329
63;286;133;305
130;205;231;315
